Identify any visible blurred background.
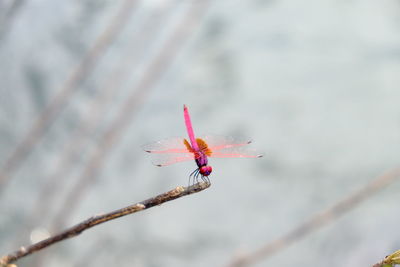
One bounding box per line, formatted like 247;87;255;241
0;0;400;266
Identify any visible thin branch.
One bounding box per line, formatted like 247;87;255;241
0;182;210;266
226;167;400;267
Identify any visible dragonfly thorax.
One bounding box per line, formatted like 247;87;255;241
199;165;212;176
195;152;208;167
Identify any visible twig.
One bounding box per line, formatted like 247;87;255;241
226;167;400;267
0;182;210;266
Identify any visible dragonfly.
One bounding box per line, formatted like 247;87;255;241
143;105;262;184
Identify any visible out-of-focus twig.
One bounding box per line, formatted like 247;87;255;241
0;0;138;192
50;0;211;231
0;0;25;39
0;182;210;266
226;168;400;267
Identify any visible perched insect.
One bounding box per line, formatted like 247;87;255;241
143;105;262;184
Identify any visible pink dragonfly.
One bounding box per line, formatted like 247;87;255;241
143;105;262;184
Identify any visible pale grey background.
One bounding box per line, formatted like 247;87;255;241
0;0;399;266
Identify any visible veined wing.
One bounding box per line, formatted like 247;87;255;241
201;134;263;158
144;153;195;166
201;134;253;151
142;137;195;166
142;137;192;154
209;147;263;158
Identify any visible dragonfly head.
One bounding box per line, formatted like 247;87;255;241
199;165;212;176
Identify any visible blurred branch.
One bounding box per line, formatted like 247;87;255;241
0;0;25;39
0;182;210;266
226;167;400;267
0;0;138;192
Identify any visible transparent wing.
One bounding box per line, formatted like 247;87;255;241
201;134;253;151
210;147;263;158
142;137;195;166
145;153;195;166
142;137;189;153
201;134;263;158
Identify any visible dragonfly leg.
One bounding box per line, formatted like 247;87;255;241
200;175;211;184
189;168;200;187
196;170;201;184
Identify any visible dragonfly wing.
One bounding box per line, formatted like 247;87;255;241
142;137;189;153
201;134;253;151
200;134;263;158
146;153;195;166
142;137;195;166
210;148;263;158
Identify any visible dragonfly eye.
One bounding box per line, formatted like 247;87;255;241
199;166;212;176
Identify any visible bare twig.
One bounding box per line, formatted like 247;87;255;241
226;168;400;267
0;182;210;266
0;0;137;192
